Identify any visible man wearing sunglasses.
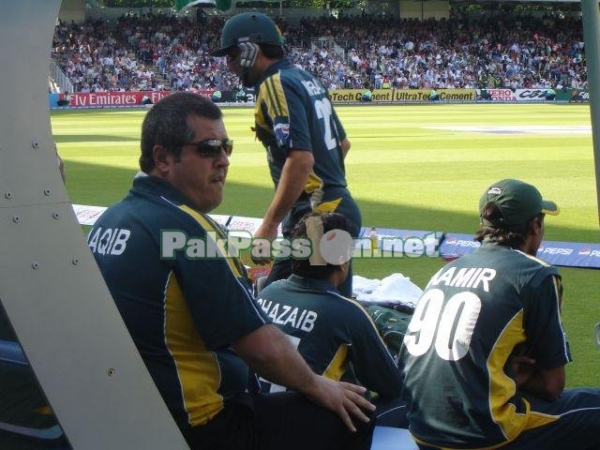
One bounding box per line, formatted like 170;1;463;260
87;92;375;450
212;13;362;298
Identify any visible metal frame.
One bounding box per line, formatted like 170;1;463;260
580;0;600;228
0;2;188;448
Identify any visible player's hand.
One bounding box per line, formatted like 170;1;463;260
251;223;277;265
511;354;536;389
306;376;375;432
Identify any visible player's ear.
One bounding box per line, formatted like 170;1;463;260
152;145;171;172
337;260;350;281
528;214;544;238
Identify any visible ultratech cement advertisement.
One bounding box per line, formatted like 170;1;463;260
328;89;476;104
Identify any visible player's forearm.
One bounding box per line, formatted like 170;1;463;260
520;366;565;401
251;345;317;394
340;137;350;159
233;324;317;393
235;326;375;432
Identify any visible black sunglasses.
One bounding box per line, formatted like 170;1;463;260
183;139;233;157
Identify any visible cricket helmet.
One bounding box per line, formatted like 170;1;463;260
211;12;284;57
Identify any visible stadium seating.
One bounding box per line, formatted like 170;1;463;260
51;12;586;93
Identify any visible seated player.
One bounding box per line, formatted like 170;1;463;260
401;179;600;450
257;212;408;428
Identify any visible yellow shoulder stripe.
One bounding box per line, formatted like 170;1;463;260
177;204;244;279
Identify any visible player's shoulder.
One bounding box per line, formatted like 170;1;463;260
89;192;141;231
274;66;308;87
256;278;287;298
327;292;375;320
496;249;560;293
273;62;315;82
513;249;558;272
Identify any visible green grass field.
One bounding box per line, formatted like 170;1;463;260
51;103;600;388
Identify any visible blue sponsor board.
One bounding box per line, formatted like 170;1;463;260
359;227;442;240
438;233;480;260
537;241;600;268
70;206;598;269
440;233;600;269
358;227;445;257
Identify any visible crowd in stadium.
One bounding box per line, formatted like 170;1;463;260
51;10;587;93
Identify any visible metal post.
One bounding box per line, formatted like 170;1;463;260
580;0;600;228
0;2;188;448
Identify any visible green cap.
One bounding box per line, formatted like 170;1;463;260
479;179;559;227
211;13;284;57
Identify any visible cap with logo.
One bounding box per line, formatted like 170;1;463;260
479;179;559;227
211;12;284;57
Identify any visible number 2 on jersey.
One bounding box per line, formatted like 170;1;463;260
314;98;337;151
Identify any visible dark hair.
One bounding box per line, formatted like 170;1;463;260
139;92;223;172
475;201;543;247
290;212;355;280
259;43;285;60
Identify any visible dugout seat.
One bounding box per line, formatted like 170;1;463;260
0;339;71;449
